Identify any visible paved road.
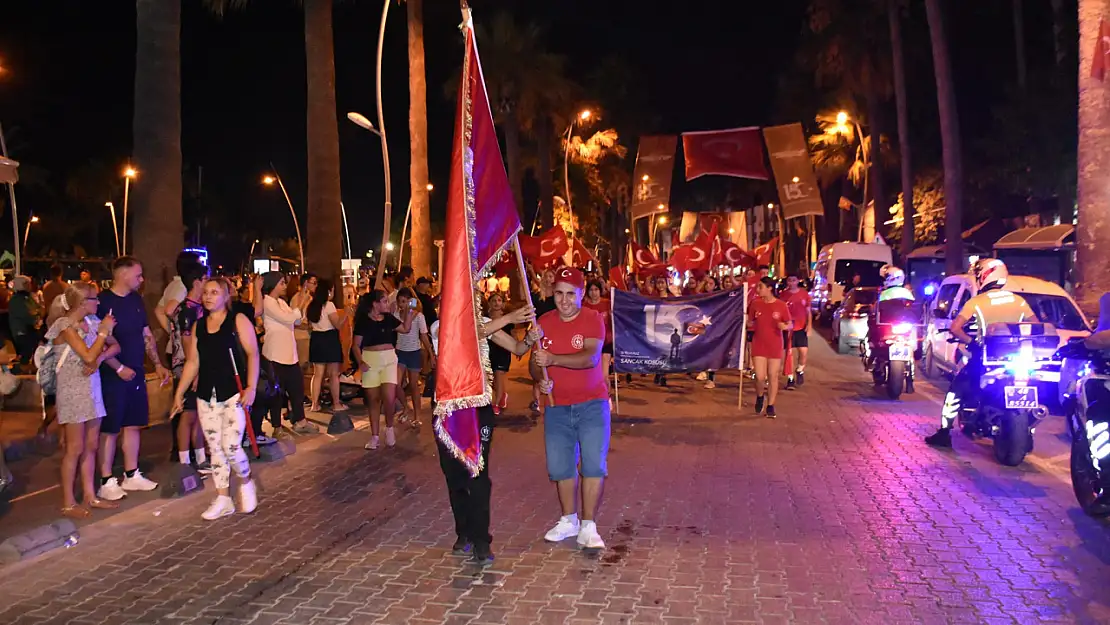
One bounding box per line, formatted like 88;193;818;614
1;335;1109;625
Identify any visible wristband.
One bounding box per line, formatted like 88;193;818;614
98;331;108;338
115;364;126;375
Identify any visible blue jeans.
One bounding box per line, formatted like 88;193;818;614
544;399;611;481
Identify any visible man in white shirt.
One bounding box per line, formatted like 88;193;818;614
255;272;318;434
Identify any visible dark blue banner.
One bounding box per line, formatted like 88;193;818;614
612;288;747;373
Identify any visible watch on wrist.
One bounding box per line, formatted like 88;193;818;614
115;364;126;374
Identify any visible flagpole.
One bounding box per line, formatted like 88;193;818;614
737;283;748;409
512;237;554;405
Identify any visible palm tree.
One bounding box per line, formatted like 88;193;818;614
1077;0;1110;312
208;0;343;286
924;0;964;276
888;0;914;259
132;0;184;310
406;0;431;279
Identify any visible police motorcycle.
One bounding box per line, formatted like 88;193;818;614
945;318;1058;466
859;266;920;400
1056;340;1110;516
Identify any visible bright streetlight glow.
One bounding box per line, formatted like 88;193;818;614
658;215;668;225
657;203;665;210
262;175;275;185
579;109;592;121
767;203;774;209
124;167;137;179
426;183;434;191
792;176;800;183
346;112;378;133
641;174;650;182
728;227;736;234
836;111;848;125
29;216;39;224
385;242;395;251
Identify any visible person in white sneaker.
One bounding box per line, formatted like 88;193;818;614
173;278;259;520
352;290;413;450
255;272;317;435
532;267;610;550
96;257;173;501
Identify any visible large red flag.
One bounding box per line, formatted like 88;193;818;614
670;243;711;273
753;236;779;267
518;227;569;270
720;239;756;269
435;14;522;477
630;242;667;274
694;222;719;267
570;238;598;269
682;127;770;181
608;267;628;291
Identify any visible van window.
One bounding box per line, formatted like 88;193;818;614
934;284;961;318
954;289;972;316
834;259;886;287
1019;293;1088;332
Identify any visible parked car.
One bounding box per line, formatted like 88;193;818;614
810;242;893;323
831;287;879;354
921;274;1091;402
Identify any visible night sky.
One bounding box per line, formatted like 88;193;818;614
0;0;1060;269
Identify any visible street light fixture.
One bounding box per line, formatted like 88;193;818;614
398;182;434;270
641;174;650;182
563;108;594;247
261;168;306;271
346;112;381;136
105;201;121;257
122;165;137;255
348;109;391;290
426;183;434;191
658;215;668;225
385;241;395;252
22;215;38;256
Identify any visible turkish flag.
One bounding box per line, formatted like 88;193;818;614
670;243;711;274
570;238;598;269
694;222;720;267
720;240;756;269
518;227;569;270
753;236;779;267
630;242;667;274
698;212;728;236
608;267;628;291
682;127;770;182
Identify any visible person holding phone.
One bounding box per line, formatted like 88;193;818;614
393;287;433;424
173;277;260;520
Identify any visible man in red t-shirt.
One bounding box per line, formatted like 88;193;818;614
781;274;812;389
532;266;609;550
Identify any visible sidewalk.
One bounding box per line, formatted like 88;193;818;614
1;337;1109;624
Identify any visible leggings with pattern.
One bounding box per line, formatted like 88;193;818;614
198;393;251;490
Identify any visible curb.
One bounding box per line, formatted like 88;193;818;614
0;518;78;566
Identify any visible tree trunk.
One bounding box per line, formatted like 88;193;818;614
1013;0;1028;90
925;0;964;277
132;0;183;324
406;0;432;279
889;0;915;260
537;117;554;231
1077;0;1110;313
864;71;884;244
504;110;524;216
1051;0;1066;66
304;0;343;289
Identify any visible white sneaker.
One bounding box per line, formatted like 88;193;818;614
385;427;396;447
238;480;258;514
696;372;708;382
704;380;716;389
544;515;581;542
577;521;606;549
121;470;158;492
201;495;235;521
97;477;127;501
364;435;379;450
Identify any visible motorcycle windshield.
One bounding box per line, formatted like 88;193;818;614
874;299;921;326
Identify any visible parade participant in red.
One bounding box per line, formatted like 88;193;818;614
533;266;609;550
781;274;812;390
582;280;613;380
748;277;792;418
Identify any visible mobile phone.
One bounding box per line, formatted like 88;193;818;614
408;299;418;310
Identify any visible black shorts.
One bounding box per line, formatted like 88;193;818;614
102;378;149;435
792;331;809;349
172;369;198;411
309;330;343;364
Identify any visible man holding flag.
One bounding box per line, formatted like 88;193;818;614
533;266;610;550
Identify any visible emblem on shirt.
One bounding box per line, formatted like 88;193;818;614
571;334;584;349
540;337;553;350
480;425;491;442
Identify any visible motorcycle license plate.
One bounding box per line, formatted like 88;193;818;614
889;344;913;361
1004;385;1039;410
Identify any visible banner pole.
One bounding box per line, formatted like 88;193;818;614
611;294;619;416
512;236;554;405
738;284;748;409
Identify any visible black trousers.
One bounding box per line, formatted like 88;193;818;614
249;360;306;434
433;393;495;547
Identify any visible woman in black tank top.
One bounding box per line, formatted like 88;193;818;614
173;278;262;521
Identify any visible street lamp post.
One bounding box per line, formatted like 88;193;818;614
340;202;352;259
830;111;870;242
122;166;136;255
563;109;592;242
262;168;306;271
105;202;121;257
0;121;22;275
348;108;391;290
397;183;432;270
22;215;38;257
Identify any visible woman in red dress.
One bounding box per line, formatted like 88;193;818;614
748;277;792;418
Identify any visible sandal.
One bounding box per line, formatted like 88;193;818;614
61;505;91;519
85;498;120;510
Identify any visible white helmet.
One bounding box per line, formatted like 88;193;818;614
972;258;1009;291
880;264;906;289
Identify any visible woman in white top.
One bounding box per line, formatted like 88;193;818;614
306;278;347;412
253;272;317;435
394;288;434;424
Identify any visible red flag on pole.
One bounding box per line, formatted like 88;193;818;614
670;243;711;273
608;267;628;291
694;222;719;268
682;127;770;182
518;227;569;270
630;242;666;274
753;236;779;267
435;13;523;476
720;239;756;269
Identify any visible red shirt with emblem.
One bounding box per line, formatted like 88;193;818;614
781;288;812;331
748;297;791;359
538;307;608;406
581;298;612;344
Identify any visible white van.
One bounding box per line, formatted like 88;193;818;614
922;273;1091;379
810;242;894;321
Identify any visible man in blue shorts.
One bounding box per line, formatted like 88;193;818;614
97;256;173;500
